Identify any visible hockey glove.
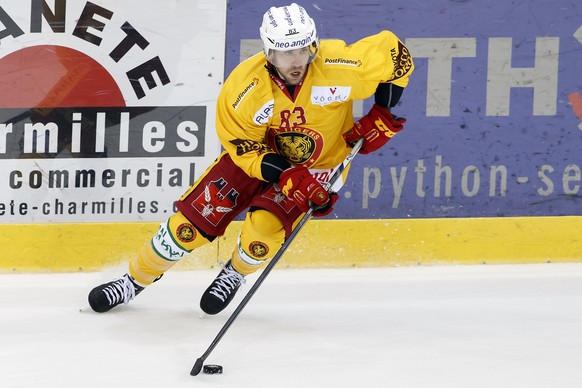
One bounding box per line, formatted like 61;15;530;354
311;192;338;217
343;104;406;154
279;166;332;216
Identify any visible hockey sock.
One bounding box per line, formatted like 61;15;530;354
231;209;285;275
129;211;211;285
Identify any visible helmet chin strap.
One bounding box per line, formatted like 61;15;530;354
274;67;287;82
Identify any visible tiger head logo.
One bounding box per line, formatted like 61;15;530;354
275;133;315;164
249;241;269;258
176;223;196;243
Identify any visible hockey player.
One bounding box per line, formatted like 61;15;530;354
88;3;414;314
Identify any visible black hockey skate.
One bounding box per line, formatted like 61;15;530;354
88;274;144;313
200;260;245;315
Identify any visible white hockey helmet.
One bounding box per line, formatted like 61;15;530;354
259;3;319;67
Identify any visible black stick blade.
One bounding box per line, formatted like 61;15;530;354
190;358;204;376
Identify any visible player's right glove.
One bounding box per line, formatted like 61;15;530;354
343;104;406;154
279;166;330;215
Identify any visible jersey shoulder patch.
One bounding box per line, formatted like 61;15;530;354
318;40;364;71
225;55;271;112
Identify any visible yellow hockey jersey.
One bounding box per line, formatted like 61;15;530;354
215;30;414;182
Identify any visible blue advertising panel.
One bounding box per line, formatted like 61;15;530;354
226;0;582;219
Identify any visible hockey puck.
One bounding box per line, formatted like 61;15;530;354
203;364;223;374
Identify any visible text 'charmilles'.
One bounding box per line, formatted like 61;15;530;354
0;106;207;158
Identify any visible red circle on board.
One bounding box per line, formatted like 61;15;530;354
0;45;125;108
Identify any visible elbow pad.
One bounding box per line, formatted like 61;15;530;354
261;153;291;183
374;83;404;108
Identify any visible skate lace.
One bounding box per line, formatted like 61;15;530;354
103;276;136;306
208;263;245;302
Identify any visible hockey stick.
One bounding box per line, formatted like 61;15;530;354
190;138;364;376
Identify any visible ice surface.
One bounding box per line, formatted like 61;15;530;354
1;264;582;388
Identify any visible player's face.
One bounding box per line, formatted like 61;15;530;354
274;63;307;85
269;47;311;85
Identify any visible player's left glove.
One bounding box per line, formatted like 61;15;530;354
343;104;406;154
310;192;338;217
278;166;336;216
